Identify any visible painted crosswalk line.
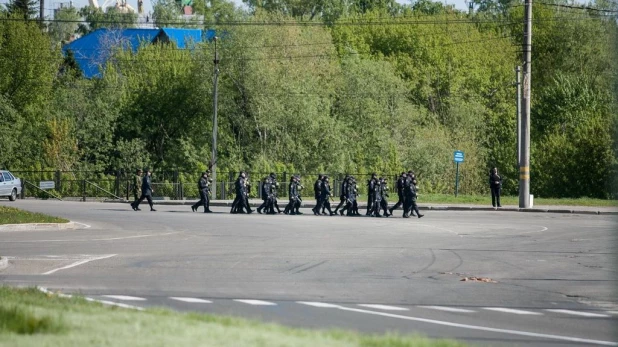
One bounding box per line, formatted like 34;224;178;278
233;299;277;306
358;304;409;311
170;297;213;303
546;309;610;318
483;308;543;315
102;295;147;301
418;306;476;313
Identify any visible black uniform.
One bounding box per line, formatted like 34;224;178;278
192;174;212;213
257;176;273;214
312;175;324;215
133;173;155;211
379;179;390;216
270;176;282;213
366;174;377;215
284;177;302;215
343;177;360;216
231;174;251;214
489;169;502;207
389;174;406;214
315;178;335;215
370;178;383;217
403;176;423;219
334;176;349;214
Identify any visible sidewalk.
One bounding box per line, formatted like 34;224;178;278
109;198;618;215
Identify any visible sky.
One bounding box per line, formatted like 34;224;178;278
1;0;471;21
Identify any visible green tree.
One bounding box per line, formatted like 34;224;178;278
5;0;38;19
152;0;181;27
78;5;138;34
0;17;60;168
49;6;80;43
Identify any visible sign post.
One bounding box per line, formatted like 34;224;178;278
453;151;464;197
39;181;55;190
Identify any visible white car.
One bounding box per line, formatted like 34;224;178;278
0;170;21;201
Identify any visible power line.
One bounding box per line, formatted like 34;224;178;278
0;16;520;26
536;2;618;14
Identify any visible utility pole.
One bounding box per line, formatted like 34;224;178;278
211;37;220;199
39;0;44;27
519;0;532;208
515;66;521;167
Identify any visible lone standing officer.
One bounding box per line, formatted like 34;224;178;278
130;169;142;211
192;171;212;213
489;167;502;208
133;168;156;211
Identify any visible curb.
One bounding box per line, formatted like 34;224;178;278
105;200;616;216
0;256;8;271
0;221;85;232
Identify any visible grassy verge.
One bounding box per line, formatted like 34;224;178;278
417;194;618;207
0;206;69;225
0;287;466;347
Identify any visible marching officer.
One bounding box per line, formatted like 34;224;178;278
366;173;377;215
192;171;212;213
389;172;406;215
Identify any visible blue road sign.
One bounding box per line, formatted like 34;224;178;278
454;150;465;163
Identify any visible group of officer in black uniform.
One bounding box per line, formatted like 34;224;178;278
187;170;424;218
130;167;422;218
314;171;424;218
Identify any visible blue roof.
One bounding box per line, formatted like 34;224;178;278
64;28;216;78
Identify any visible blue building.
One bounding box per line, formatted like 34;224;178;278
63;28;216;78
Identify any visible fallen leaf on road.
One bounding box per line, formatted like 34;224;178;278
460;276;497;283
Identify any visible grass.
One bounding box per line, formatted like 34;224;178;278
0;206;69;225
0;287;467;347
417;194;618;207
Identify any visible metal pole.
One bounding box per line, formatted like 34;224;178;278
519;0;532;208
211;37;219;199
40;0;44;26
515;66;521;166
455;162;460;197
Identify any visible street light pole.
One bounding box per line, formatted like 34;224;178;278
211;37;220;198
519;0;532;208
515;66;521;167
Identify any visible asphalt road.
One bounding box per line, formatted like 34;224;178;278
1;200;616;346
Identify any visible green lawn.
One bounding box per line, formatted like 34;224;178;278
0;206;69;225
417;194;618;207
0;287;467;347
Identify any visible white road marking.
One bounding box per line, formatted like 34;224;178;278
233;299;277;306
483;308;543;315
325;305;618;346
102;295;147;301
606;311;618;315
418;306;476;313
42;254;116;275
358;304;409;311
38;287;141;310
37;286;72;298
86;297;144;310
93;232;180;241
170;297;212;303
546;309;610;318
3;232;179;243
73;222;91;229
296;302;342;308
